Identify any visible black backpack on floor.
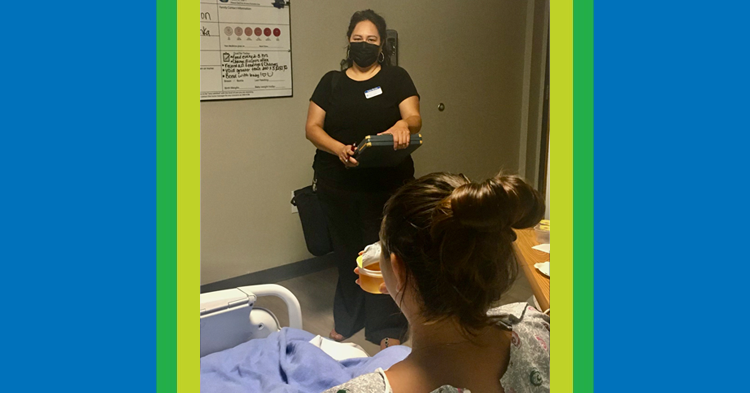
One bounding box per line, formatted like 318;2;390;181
292;179;332;256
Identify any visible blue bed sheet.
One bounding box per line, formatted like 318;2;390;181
201;327;411;393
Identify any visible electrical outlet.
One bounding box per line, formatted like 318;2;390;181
291;191;298;214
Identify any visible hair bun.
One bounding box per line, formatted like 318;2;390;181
449;175;545;231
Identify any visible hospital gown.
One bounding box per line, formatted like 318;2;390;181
321;302;550;393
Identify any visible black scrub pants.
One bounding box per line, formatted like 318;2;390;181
316;179;409;344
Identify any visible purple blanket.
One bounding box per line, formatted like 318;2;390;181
201;328;410;393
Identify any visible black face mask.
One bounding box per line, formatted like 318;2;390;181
349;42;380;67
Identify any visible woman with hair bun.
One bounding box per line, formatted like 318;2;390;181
323;172;550;393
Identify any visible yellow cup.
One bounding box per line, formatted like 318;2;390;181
357;255;384;294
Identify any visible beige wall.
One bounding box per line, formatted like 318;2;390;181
202;0;540;285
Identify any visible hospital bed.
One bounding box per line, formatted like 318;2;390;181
200;284;410;393
200;284;303;357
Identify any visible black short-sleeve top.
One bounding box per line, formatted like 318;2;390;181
309;65;419;191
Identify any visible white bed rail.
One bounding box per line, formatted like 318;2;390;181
200;283;303;357
237;284;303;330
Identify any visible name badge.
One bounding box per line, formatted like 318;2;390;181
364;86;383;99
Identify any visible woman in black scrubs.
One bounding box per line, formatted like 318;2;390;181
304;9;422;349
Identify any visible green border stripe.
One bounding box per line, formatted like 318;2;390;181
574;0;595;392
176;0;200;391
551;0;574;391
156;0;177;392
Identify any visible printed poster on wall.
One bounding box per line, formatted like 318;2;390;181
201;0;292;100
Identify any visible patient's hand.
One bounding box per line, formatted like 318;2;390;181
354;267;389;294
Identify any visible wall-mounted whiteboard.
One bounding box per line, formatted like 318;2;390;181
200;1;292;100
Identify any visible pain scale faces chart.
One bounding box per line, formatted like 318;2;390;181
201;0;292;100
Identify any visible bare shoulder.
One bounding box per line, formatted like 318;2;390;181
385;362;431;393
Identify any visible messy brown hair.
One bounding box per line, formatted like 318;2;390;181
380;172;545;336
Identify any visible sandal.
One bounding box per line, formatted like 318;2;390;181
329;329;345;342
380;337;400;350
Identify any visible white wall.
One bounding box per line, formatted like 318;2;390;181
201;0;541;285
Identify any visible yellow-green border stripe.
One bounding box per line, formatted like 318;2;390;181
177;0;200;391
551;0;574;391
